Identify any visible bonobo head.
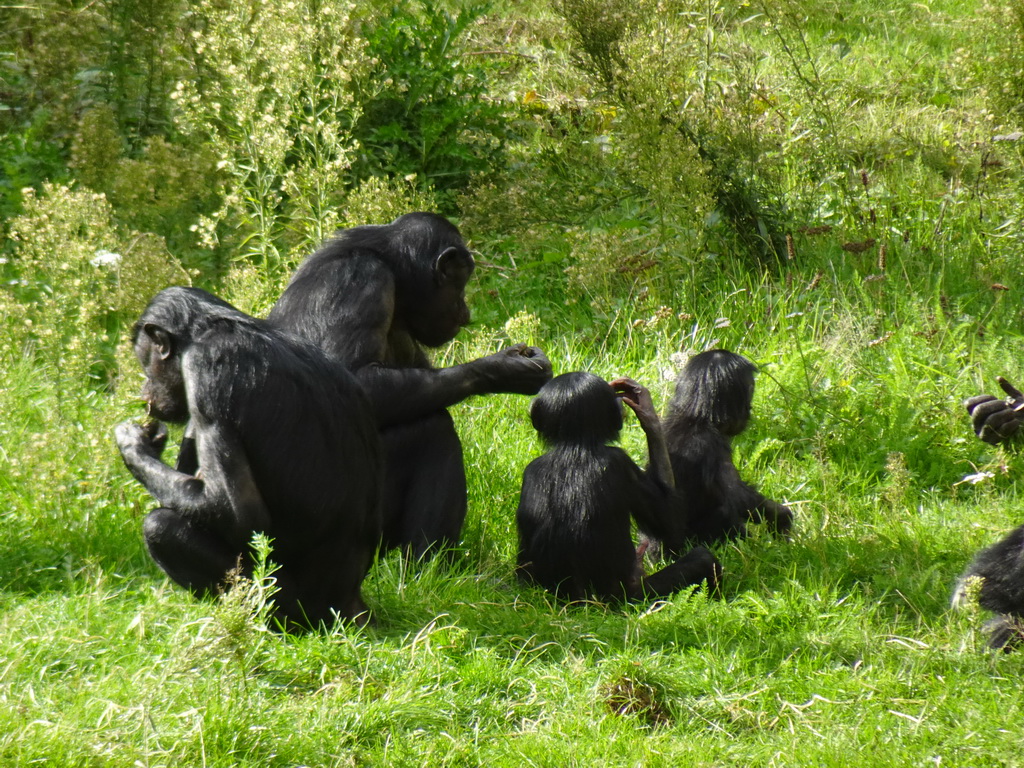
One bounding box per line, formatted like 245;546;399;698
530;372;623;446
668;349;756;436
385;212;475;348
131;287;235;423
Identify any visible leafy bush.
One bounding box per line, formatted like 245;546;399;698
173;0;368;275
350;1;511;205
3;184;188;392
554;0;788;264
976;1;1024;128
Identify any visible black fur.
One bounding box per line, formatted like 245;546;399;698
516;372;721;602
115;287;382;629
954;524;1024;650
267;213;552;556
663;349;793;547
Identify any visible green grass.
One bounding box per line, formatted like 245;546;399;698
4;278;1024;765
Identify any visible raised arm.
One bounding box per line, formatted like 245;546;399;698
270;253;552;426
115;419;270;540
611;377;674;490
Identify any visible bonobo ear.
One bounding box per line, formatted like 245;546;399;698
434;246;475;284
142;323;174;360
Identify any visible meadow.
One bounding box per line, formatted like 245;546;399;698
3;0;1024;764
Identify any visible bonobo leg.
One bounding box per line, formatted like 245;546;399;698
635;546;723;599
142;507;243;596
380;410;467;558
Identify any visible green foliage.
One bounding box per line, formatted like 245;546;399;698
340;174;440;228
71;105;227;271
976;1;1024;128
3;183;189;392
350;1;511;205
0;113;70;227
173;0;368;275
554;0;788;264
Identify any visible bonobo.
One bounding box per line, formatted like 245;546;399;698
268;212;552;557
953;528;1024;650
965;376;1024;445
515;372;721;602
955;376;1024;649
662;349;793;547
115;287;382;629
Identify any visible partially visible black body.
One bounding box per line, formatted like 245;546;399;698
114;287;382;629
663;349;792;547
515;372;721;602
267;212;552;557
953;525;1024;650
957;377;1024;649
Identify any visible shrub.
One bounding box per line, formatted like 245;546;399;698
3;184;189;393
349;1;511;207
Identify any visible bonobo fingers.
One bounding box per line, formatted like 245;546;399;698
965;394;999;416
143;420;169;455
967;396;1022;443
485;345;553;394
611;377;657;423
998;376;1024;404
981;410;1023;444
115;420;167;459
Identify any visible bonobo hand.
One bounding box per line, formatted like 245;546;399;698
966;376;1024;445
764;499;794;538
610;377;659;429
477;344;553;394
115;420;169;460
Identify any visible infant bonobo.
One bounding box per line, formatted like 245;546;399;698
663;349;793;547
515;372;721;603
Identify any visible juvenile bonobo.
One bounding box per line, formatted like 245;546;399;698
115;287;382;629
662;349;793;547
515;372;721;602
965;376;1024;445
267;212;552;557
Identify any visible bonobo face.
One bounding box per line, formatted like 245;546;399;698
409;246;474;348
135;325;190;423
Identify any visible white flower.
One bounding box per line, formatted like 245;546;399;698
959;471;994;486
90;249;122;267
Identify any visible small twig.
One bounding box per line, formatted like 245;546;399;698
465;50;537;61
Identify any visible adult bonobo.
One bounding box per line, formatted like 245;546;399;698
662;349;793;547
267;212;553;557
115;287;382;629
515;372;722;602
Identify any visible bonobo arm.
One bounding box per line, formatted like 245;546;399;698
966;376;1024;445
360;344;553;426
610;378;681;545
176;422;198;474
271;254;552;425
750;496;794;537
724;460;794;537
611;377;674;490
115;419;270;540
